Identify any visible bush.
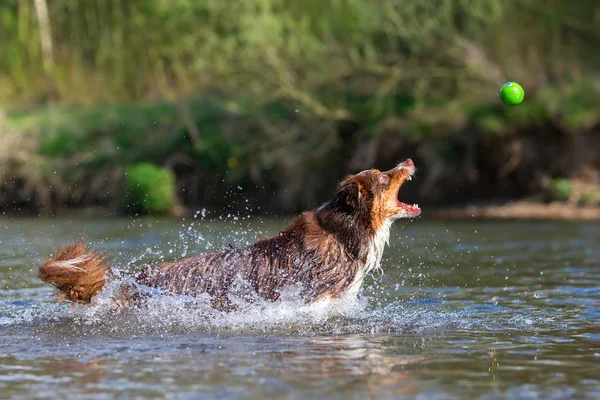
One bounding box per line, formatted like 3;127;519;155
549;179;573;202
580;189;598;206
125;163;177;214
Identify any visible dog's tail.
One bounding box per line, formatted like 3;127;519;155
38;241;110;303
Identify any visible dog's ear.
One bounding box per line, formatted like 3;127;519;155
336;176;362;210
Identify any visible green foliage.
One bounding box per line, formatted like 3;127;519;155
125;163;177;214
1;1;599;144
1;0;598;114
9;101;184;161
1;0;600;213
549;179;573;202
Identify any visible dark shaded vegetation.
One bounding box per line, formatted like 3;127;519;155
0;0;599;215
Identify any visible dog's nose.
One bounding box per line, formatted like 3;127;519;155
401;159;414;168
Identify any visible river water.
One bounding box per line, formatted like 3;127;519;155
0;216;599;399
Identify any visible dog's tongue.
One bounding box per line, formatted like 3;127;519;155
397;201;421;213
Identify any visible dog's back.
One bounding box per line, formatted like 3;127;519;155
137;212;361;310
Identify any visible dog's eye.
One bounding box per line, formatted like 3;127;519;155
378;173;390;185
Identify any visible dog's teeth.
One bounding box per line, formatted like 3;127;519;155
407;176;412;181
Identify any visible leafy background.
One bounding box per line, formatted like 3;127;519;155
0;0;599;214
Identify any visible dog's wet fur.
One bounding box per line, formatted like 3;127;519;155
39;160;421;311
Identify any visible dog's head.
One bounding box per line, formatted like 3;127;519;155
316;159;420;256
335;159;420;223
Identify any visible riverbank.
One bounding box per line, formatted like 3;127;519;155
2;95;599;217
3;200;600;222
431;201;600;221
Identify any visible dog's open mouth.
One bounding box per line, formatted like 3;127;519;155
394;170;421;217
396;200;421;215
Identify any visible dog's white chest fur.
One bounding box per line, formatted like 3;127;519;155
364;219;392;276
339;219;393;303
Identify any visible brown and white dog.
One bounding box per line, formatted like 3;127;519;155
39;160;421;311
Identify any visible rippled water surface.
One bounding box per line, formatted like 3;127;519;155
1;216;599;399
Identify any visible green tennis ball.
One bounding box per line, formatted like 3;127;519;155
499;82;525;106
